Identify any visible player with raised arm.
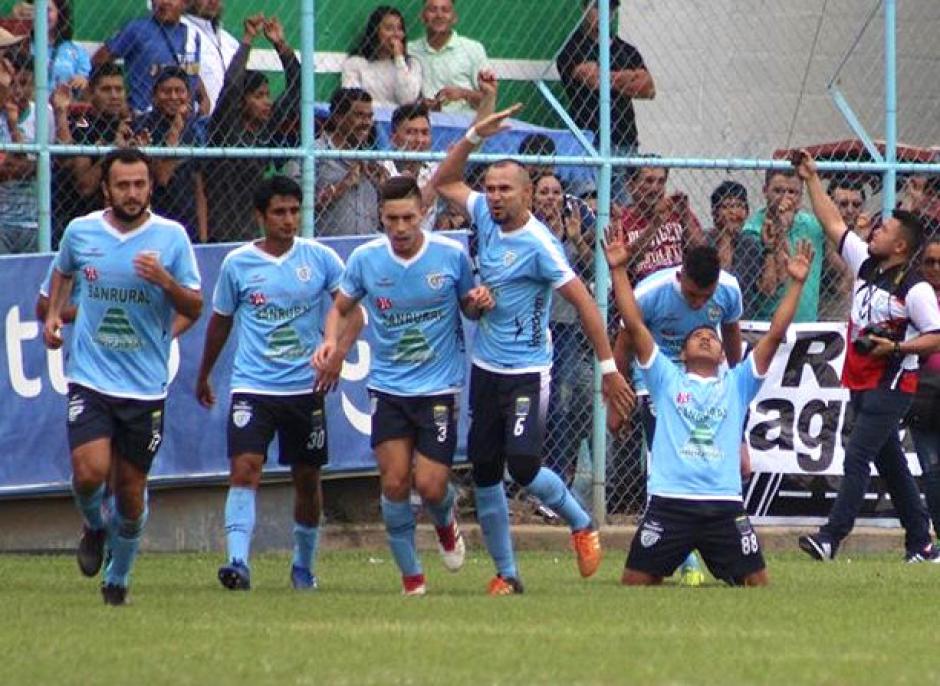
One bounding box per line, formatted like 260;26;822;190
431;72;635;594
604;220;812;587
314;175;492;596
43;148;203;606
196;176;361;591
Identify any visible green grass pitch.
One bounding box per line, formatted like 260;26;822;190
0;549;936;685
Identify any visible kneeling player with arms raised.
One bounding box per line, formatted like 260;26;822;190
604;222;813;586
315;176;493;595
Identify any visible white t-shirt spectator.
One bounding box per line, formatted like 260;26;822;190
341;55;423;108
182;13;239;113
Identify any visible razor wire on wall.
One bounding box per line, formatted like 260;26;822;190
2;0;940;521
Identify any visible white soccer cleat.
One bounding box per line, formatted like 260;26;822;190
436;520;466;573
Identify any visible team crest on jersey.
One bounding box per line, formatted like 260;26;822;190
503;251;517;267
376;297;393;311
676;392;691;405
707;305;722;322
83;266;99;282
232;400;253;428
67;395;84;423
639;519;663;548
249;291;266;306
425;272;445;290
515;396;531;417
296;266;311;283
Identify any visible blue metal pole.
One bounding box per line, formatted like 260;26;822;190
35;0;50;252
301;0;316;238
882;0;897;217
591;0;612;525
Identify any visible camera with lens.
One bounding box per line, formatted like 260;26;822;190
853;324;897;355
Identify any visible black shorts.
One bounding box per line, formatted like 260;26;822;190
626;496;766;585
66;383;165;472
467;365;549;463
369;390;459;465
227;392;328;467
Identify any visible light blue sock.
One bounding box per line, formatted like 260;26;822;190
72;482;106;530
104;507;148;587
474;483;517;579
224;487;256;566
424;482;456;529
381;496;422;577
292;523;320;572
525;467;592;532
681;552;702;571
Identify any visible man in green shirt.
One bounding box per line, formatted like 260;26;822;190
408;0;489;113
743;169;824;321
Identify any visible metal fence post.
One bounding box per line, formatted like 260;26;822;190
591;0;612;525
882;0;897;217
35;0;51;253
301;0;316;238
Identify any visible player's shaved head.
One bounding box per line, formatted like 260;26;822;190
486;159;531;187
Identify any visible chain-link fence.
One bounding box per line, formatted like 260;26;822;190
3;0;940;520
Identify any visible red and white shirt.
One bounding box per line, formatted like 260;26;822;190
840;230;940;392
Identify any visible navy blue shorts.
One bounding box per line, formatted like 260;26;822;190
370;390;459;465
66;383;165;472
467;365;549;463
227;392;328;467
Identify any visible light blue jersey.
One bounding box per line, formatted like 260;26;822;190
213;239;344;395
465;191;575;374
632;266;742;394
55;210;201;399
340;232;474;396
640;346;764;501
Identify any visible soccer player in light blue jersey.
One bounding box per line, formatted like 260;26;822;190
432;74;635;594
315;175;494;596
196;176;362;592
603;221;813;587
43;148;203;606
610;244;745;586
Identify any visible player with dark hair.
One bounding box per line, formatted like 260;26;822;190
43;148;203;605
315;175;493;595
605;219;813;587
196;176;360;592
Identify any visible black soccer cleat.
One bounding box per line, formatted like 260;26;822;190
218;560;251;591
798;534;836;561
100;582;128;606
77;526;107;577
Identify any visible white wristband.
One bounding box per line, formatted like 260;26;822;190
598;358;618;376
464;127;482;146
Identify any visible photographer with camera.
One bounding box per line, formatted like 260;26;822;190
793;151;940;562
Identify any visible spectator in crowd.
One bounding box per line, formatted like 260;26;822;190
93;0;207;116
820;177;870;319
342;6;422;109
52;62;132;236
408;0;489;113
0;55;52;254
706;180;761;317
829;177;871;239
899;174;940;242
133;66;207;241
314;87;385;237
519;133;597;237
434;200;470;230
382;102;437;228
557;0;655;206
532;171;595;481
16;0;90;93
742;168;824;322
203;13;299;242
182;0;239;114
909;239;940;538
619;162;704;283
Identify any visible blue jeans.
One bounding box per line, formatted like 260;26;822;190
912;426;940;537
820;389;931;553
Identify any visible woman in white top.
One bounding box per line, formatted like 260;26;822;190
341;6;422;108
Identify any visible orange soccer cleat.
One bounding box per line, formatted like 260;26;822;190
572;528;603;578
